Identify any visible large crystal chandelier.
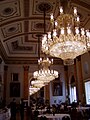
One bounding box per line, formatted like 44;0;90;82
33;57;58;84
42;6;90;65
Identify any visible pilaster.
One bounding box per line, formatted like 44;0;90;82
23;66;29;100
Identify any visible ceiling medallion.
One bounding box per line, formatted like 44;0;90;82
36;2;53;13
8;27;17;33
2;7;14;16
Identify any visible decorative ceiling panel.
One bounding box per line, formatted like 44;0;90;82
29;19;50;32
1;22;22;39
0;0;21;23
29;0;56;17
4;36;38;57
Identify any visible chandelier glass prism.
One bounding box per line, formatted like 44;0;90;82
42;7;90;65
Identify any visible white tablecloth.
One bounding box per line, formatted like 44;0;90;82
0;108;11;120
38;113;71;120
76;106;90;110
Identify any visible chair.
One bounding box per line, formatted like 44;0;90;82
62;116;70;120
40;116;44;120
33;110;39;120
70;108;78;120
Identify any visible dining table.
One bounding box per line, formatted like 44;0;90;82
0;108;11;120
38;113;71;120
76;106;90;110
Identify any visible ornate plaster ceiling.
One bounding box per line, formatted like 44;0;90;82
0;0;90;64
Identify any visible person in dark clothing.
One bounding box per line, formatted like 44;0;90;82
26;106;32;120
20;98;25;120
10;98;17;120
2;99;6;108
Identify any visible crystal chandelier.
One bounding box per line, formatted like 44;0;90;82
42;6;90;65
33;57;58;84
29;86;40;95
31;79;45;88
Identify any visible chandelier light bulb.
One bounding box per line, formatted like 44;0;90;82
67;27;71;34
75;27;79;34
55;21;57;27
86;30;90;37
81;28;85;36
51;59;53;64
74;7;77;16
61;28;64;35
76;16;80;22
50;13;54;24
50;13;54;20
48;32;51;39
59;6;63;14
53;29;57;37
